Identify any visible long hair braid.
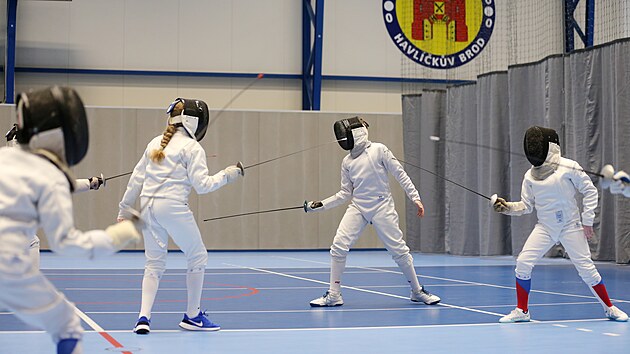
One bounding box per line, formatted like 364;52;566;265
150;101;184;163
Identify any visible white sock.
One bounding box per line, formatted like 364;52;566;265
396;254;422;293
329;257;346;294
139;274;160;319
186;271;204;318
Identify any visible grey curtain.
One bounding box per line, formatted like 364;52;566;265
403;39;630;263
402;92;446;253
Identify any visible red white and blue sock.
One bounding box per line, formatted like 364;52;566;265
592;280;613;307
516;277;531;313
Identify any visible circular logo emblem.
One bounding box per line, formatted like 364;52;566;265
383;0;495;69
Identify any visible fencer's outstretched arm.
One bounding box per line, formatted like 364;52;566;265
382;148;421;202
118;151;149;217
39;178;139;258
320;160;353;210
569;161;598;226
498;178;534;216
185;142;241;194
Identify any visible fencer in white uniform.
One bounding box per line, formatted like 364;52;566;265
118;98;243;334
305;117;440;307
493;126;628;323
0;87;141;354
5;124;105;270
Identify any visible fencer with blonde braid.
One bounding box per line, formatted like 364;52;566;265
118;98;243;334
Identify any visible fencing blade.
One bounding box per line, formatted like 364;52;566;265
429;135;607;178
203;204;305;222
395;158;491;201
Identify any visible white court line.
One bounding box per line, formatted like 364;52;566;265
0;318;612;335
276;255;630;304
0;301;604;317
42;270;378;276
60;284;477;292
223;263;508;319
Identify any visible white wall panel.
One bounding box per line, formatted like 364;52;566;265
69;0;124;69
17;1;70;68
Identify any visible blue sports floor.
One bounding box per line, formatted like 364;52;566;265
1;251;628;353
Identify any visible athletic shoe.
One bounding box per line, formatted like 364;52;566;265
605;306;629;322
410;287;441;305
57;338;81;354
499;308;531;323
179;311;221;331
133;316;151;334
310;291;344;307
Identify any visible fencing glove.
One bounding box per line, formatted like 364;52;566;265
610;171;630;197
492;195;510;213
304;200;324;212
89;174;104;190
224;163;244;184
105;220;141;250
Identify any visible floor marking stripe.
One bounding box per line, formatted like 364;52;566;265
74;307;132;354
223;263;507;318
0;318;611;335
277;255;630;304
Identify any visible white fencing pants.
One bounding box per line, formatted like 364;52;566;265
139;198;208;317
515;224;601;286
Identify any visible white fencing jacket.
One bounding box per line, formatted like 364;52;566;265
119;129;228;215
321;142;421;221
504;156;598;236
0;147;115;258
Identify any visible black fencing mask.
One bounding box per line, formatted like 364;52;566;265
16;86;89;166
523;126;559;167
167;98;209;141
333;117;369;150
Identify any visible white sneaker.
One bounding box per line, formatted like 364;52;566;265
410;287;441;305
605;306;628;322
499;308;531;323
310;291;343;307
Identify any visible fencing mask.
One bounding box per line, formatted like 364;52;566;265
523;126;559;167
16;86;89;167
333;116;369;150
167;98;209;141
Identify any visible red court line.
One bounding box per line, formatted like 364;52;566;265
98;331;132;354
72;282;259;305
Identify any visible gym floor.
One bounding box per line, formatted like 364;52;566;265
1;251;628;353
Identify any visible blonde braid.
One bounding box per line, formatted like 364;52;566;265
150;124;178;163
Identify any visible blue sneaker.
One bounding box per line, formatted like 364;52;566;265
179;311;220;331
57;338;81;354
133;316;151;334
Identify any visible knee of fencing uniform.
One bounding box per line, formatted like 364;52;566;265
13;292;83;343
514;262;533;281
187;251;208;273
330;243;349;261
571;257;602;286
144;259;167;280
392;251;413;268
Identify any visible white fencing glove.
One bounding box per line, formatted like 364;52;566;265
105;220;141;250
610;171;630;197
491;194;510;213
224;162;244;184
600;164;615;189
304;200;324;212
89;174;104;190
